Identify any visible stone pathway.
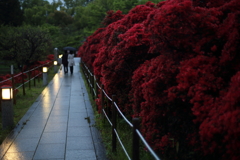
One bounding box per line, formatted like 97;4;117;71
0;58;107;160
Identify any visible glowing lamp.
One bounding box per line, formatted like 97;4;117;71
1;86;12;100
54;61;58;65
58;54;63;58
43;67;48;73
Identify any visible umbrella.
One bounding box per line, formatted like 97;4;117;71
63;46;77;51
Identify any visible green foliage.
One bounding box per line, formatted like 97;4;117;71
134;0;164;6
41;23;63;49
0;0;23;26
112;0;139;14
24;6;48;26
2;0;163;60
20;0;49;10
74;3;105;31
63;0;94;8
21;0;49;26
47;10;74;27
0;25;52;70
42;23;61;35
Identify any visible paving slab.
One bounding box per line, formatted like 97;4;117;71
0;58;108;160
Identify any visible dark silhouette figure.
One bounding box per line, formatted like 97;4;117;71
62;51;69;74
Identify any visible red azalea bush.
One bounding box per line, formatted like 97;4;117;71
47;54;54;61
78;28;106;71
92;3;157;110
0;74;14;86
78;0;240;159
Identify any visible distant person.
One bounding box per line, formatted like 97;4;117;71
68;51;75;74
62;51;69;74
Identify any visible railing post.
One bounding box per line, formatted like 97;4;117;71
95;77;99;110
90;73;93;97
38;67;41;83
86;69;90;87
91;74;94;99
11;77;16;105
21;72;26;95
28;71;31;89
83;64;86;75
82;63;85;77
86;67;89;87
89;73;92;94
33;69;36;87
100;84;104;119
132;118;140;160
80;61;83;73
11;65;16;105
112;95;117;152
81;62;84;73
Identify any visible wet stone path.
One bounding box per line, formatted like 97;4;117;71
0;58;107;160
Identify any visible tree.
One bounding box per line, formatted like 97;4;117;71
21;0;57;26
0;25;52;71
20;0;48;10
24;6;49;26
63;0;94;8
0;0;23;26
49;0;63;12
112;0;139;14
74;2;106;31
47;10;74;27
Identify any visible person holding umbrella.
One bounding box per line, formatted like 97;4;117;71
68;50;75;74
62;50;69;74
63;46;77;75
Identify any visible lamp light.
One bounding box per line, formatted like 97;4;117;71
54;61;58;65
1;85;14;129
43;67;48;73
1;85;12;100
59;54;63;58
42;67;48;86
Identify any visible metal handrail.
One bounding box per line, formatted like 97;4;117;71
0;61;53;90
81;61;160;160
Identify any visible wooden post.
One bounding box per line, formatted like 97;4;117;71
100;84;104;119
11;65;16;105
95;77;99;110
87;69;90;87
111;95;117;152
22;72;26;95
90;74;93;97
89;73;91;93
38;67;40;83
91;74;94;99
33;69;36;87
83;64;86;75
132;118;140;160
28;71;31;89
80;62;84;74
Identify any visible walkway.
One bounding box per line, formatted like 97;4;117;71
0;58;107;160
